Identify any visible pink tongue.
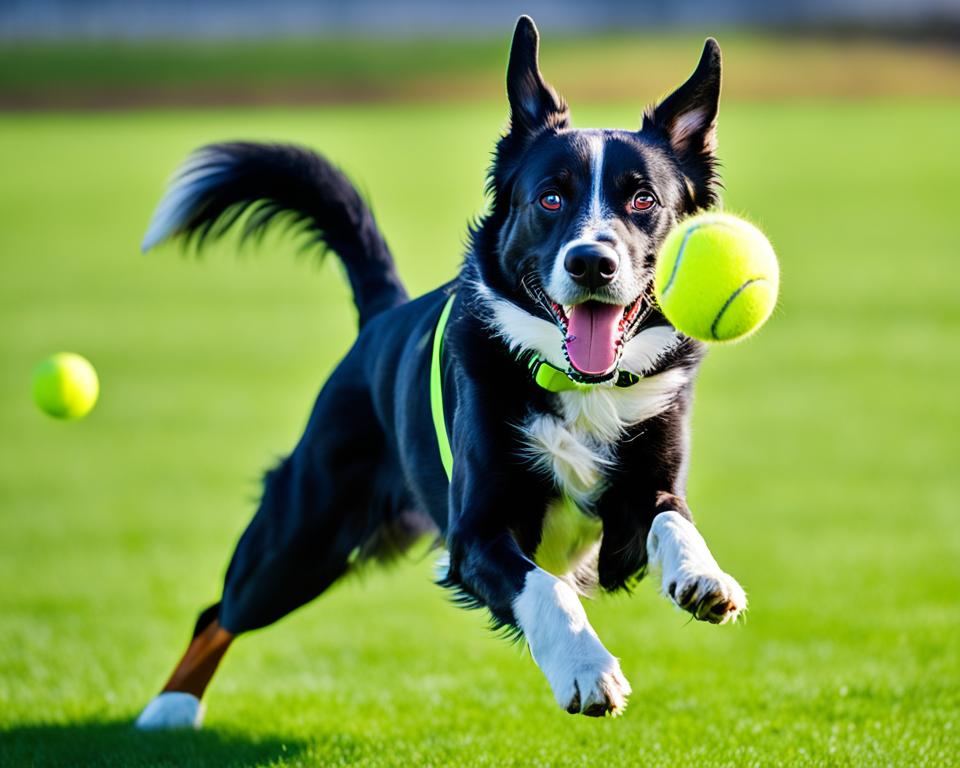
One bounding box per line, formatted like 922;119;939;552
564;301;624;376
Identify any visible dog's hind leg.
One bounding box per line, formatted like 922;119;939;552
137;368;401;730
135;604;232;730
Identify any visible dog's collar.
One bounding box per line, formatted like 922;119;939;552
527;356;641;392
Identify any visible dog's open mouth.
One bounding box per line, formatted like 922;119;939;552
550;299;645;380
520;276;650;383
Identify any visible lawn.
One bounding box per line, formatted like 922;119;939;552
0;99;958;766
3;34;959;106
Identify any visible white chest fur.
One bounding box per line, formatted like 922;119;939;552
523;367;689;578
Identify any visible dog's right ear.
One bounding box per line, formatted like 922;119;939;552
506;16;569;141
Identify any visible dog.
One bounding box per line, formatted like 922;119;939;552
135;16;746;728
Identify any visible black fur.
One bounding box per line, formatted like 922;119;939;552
146;17;722;641
153;141;407;326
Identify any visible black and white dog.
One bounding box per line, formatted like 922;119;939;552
136;16;746;728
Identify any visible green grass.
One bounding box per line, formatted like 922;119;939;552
3;34;959;104
1;100;958;766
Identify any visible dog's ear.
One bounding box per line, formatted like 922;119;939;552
643;39;722;208
506;16;569;140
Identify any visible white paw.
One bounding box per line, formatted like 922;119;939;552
539;632;632;717
135;691;205;730
666;569;747;624
514;569;632;716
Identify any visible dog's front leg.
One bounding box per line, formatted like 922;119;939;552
447;530;629;716
444;377;629;715
513;566;631;716
646;505;747;624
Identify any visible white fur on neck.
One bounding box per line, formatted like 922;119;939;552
558;367;689;443
480;293;689;443
481;292;680;379
482;293;569;370
620;325;681;376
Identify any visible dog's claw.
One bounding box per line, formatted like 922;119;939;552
557;661;631;717
678;582;698;608
582;701;609;717
671;571;747;625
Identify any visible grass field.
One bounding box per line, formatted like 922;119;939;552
1;97;959;767
3;34;960;107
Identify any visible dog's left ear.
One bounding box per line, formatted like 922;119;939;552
506;16;570;141
643;39;722;207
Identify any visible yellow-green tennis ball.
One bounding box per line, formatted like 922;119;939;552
654;212;779;343
32;352;100;420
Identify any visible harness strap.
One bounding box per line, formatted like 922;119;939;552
431;294;457;481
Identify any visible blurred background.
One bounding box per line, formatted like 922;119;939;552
1;2;958;766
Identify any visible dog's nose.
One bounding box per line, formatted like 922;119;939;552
564;243;619;290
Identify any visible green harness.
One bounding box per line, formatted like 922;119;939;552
430;295;457;480
430;292;642;481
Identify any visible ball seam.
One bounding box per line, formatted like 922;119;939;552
660;218;745;298
710;278;767;340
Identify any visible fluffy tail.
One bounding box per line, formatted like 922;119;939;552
141;142;408;326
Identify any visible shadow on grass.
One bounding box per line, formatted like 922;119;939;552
0;720;310;767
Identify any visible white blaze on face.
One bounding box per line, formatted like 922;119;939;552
548;133;610;300
540;131;649;379
586;132;607;226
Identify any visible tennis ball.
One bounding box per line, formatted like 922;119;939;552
32;352;100;420
654;212;779;343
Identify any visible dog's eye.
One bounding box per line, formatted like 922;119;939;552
539;192;562;211
631;191;656;212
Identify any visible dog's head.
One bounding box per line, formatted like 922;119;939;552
473;16;721;382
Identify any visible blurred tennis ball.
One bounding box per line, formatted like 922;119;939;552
654;212;779;342
32;352;100;420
